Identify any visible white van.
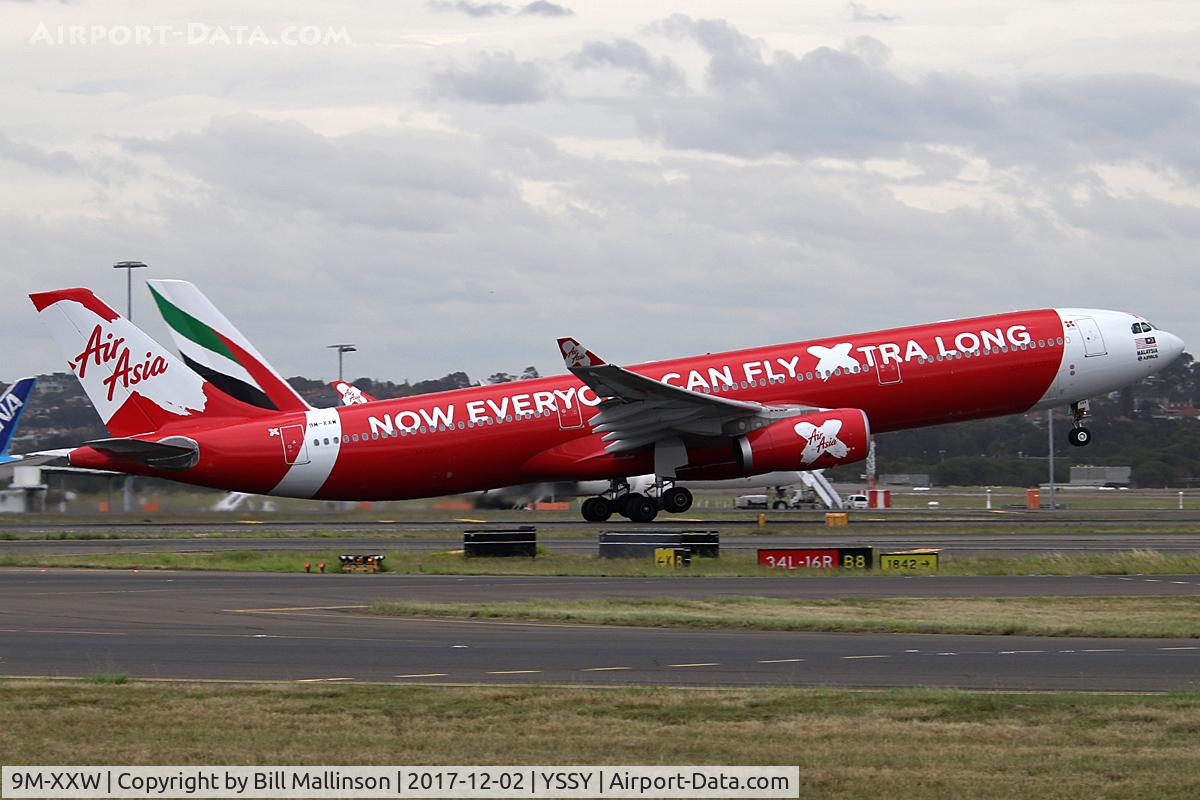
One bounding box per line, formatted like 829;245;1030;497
735;494;769;509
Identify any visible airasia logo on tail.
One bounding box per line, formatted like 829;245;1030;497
793;419;849;464
71;324;168;402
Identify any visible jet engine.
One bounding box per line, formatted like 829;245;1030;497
734;408;870;473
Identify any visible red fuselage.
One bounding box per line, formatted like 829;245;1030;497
71;308;1083;500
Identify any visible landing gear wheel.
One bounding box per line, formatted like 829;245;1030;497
617;492;645;519
661;487;693;514
1068;427;1091;447
772;500;789;511
627;495;660;523
581;496;613;522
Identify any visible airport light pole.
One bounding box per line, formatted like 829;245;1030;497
328;344;357;383
113;261;148;321
113;261;147;514
1047;409;1056;511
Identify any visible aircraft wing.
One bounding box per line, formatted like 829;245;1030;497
557;337;788;455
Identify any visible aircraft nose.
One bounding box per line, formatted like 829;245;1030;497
1159;330;1186;362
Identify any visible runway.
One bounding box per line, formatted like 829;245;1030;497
1;569;1197;691
7;531;1200;557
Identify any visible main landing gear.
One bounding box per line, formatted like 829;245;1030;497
580;480;694;523
1068;400;1092;447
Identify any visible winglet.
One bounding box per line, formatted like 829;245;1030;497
557;337;606;369
331;380;377;405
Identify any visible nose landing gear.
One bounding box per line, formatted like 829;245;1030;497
1068;400;1092;447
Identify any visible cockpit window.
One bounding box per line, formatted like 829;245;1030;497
1131;322;1153;334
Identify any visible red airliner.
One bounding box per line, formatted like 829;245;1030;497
30;287;1183;521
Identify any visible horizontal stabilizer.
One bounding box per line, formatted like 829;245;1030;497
83;436;199;470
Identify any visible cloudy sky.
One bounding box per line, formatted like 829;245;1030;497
2;1;1198;384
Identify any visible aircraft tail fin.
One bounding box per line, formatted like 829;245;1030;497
147;279;311;413
331;380;378;405
0;376;36;460
30;288;272;438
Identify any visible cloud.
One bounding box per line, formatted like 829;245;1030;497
428;0;512;17
518;1;574;17
0;132;80;173
569;39;686;90
4;7;1200;386
431;51;553;104
636;16;1200;176
847;2;900;23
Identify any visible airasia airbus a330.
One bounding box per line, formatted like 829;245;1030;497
30;287;1183;521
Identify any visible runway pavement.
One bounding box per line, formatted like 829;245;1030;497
1;569;1197;691
6;531;1200;557
7;527;1200;554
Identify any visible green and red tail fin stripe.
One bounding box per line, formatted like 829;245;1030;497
148;280;310;413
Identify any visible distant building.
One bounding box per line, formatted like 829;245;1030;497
1160;401;1200;420
880;473;932;488
1070;465;1132;487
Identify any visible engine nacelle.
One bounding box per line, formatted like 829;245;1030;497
735;408;870;473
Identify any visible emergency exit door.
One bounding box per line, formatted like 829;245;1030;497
556;392;583;430
1074;317;1107;357
277;424;310;465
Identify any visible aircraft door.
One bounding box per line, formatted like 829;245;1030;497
875;360;902;385
277;423;310;465
556;390;583;430
1075;317;1107;357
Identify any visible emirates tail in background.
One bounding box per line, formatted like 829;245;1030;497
30;288;271;446
147;279;310;413
149;279;376;410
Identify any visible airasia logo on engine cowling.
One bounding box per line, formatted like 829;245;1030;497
71;324;168;402
793;419;850;464
741;409;869;474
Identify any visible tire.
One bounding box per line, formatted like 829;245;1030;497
1068;427;1091;447
581;496;612;522
618;492;644;519
627;496;659;523
771;500;788;511
662;487;693;514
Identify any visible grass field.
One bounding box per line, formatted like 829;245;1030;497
4;548;1200;577
367;595;1200;639
2;681;1199;799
